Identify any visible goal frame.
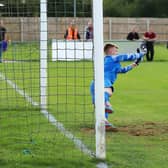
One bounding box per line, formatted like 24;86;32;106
40;0;106;159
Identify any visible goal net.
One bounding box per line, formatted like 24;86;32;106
0;0;106;167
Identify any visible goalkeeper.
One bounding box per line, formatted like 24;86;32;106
90;43;145;130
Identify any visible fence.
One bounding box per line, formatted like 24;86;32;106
1;17;168;41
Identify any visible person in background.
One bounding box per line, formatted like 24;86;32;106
0;20;7;63
64;20;80;40
143;28;157;61
127;27;140;41
85;21;93;40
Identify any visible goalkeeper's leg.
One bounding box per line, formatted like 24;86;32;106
90;82;114;116
104;87;114;114
90;83;117;131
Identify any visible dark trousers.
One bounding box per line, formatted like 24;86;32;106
146;41;154;61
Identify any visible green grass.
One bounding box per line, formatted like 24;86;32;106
106;61;168;168
0;43;168;167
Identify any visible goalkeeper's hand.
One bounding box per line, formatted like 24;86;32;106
134;57;142;65
131;62;137;68
135;51;145;66
140;43;147;54
137;43;147;56
131;59;142;68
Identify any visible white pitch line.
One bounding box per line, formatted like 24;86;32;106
0;73;38;106
0;72;95;157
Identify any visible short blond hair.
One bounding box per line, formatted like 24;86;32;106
104;43;118;54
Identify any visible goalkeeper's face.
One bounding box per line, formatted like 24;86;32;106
108;46;118;56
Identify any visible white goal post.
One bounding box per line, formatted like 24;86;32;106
40;0;106;159
40;0;48;110
93;0;106;159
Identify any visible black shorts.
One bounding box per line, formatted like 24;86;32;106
105;86;114;93
111;86;114;92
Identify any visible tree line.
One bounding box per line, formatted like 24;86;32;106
0;0;168;17
104;0;168;17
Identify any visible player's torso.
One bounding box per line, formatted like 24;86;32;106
104;56;121;86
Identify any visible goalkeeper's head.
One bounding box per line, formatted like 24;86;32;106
104;43;119;56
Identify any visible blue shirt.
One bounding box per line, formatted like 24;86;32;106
104;53;143;87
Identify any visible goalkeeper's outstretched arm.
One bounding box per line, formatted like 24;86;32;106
117;63;137;73
113;53;145;62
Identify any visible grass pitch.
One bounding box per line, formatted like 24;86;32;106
0;43;168;168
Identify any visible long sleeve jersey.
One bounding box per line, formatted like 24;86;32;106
104;53;143;87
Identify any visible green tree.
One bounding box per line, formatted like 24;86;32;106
1;0;39;17
48;0;91;17
135;0;168;17
103;0;168;17
1;0;168;17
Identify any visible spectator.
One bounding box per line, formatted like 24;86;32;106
85;21;93;40
64;21;80;40
143;28;157;61
127;27;140;41
0;20;7;63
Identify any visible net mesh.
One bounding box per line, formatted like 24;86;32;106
0;0;95;167
1;1;168;167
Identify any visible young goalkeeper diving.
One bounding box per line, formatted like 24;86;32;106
90;43;145;131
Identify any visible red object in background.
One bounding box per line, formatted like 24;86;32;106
144;32;156;39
